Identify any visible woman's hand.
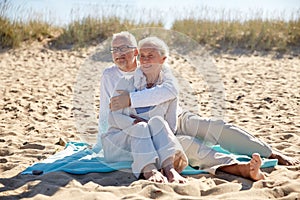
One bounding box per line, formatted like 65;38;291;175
110;90;131;111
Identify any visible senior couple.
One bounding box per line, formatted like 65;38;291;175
94;31;299;184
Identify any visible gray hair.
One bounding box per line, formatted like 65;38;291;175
111;31;137;47
138;36;169;57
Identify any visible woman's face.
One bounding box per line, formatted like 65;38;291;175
139;44;166;77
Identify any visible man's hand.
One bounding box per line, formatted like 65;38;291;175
130;114;148;124
110;90;131;111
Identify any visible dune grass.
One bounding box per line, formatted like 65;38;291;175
0;17;56;48
0;1;299;53
172;18;300;52
0;1;56;48
50;16;164;49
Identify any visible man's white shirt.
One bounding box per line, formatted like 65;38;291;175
95;64;179;151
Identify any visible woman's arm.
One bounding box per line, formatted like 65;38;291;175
130;66;179;108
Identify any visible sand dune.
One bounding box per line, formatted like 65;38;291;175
0;42;299;199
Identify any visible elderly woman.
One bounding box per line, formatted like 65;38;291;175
101;37;188;183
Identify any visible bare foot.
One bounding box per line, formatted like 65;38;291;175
249;153;265;181
143;169;168;183
163;167;187;184
269;150;300;166
219;153;265;181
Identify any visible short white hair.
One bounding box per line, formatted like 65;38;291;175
138;36;169;57
111;31;137;47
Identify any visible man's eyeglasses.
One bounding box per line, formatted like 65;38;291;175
110;45;136;53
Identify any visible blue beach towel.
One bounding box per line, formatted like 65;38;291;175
22;142;278;176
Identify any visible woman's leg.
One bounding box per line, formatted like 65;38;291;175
177;111;299;165
177;111;272;157
178;136;265;181
219;153;265;181
177;135;239;175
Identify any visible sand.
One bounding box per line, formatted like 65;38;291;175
0;42;299;199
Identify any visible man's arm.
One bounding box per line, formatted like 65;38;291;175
107;76;137;130
98;73;114;134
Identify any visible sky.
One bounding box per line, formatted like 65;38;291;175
3;0;300;28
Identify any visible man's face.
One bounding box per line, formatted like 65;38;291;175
111;37;138;72
139;45;166;76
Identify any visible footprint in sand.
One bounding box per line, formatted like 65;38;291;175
0;148;14;156
20;143;45;150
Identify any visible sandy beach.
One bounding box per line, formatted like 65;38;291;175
0;42;299;199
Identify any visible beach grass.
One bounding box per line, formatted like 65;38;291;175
50;16;164;48
172;18;300;52
0;2;56;48
0;1;299;52
0;18;56;48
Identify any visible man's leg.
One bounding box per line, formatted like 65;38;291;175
148;116;188;183
129;122;159;179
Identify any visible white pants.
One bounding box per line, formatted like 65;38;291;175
173;111;273;174
177;136;239;174
101;116;188;178
176;111;272;158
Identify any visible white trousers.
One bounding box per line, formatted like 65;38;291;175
173;111;273;174
177;136;239;174
176;111;272;158
101;116;188;178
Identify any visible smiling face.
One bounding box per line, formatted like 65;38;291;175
139;44;166;78
111;36;138;72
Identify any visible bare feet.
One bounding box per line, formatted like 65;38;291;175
163;166;187;184
219;153;265;181
269;150;300;166
143;169;168;183
249;153;265;181
142;164;168;183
